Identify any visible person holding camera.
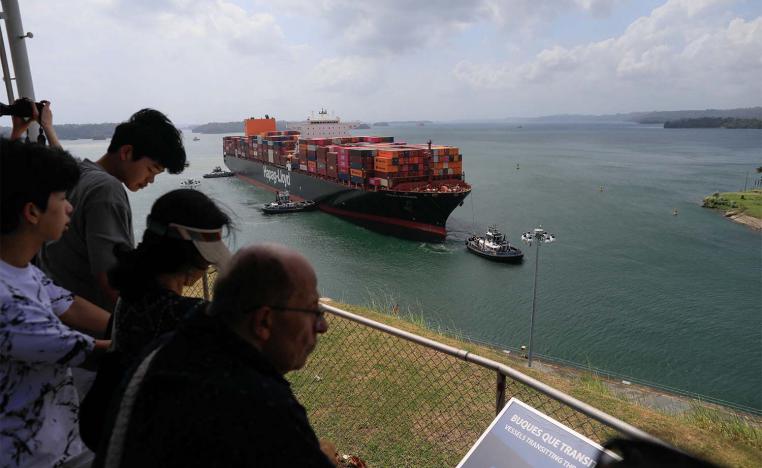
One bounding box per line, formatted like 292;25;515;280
38;109;187;313
3;97;61;148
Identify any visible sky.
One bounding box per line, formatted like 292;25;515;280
4;0;761;124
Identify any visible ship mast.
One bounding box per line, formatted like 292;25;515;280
427;139;433;183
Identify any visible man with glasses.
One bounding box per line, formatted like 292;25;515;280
96;244;335;467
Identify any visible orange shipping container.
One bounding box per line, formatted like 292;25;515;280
244;118;277;137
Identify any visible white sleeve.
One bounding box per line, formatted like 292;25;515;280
39;273;75;316
0;300;95;366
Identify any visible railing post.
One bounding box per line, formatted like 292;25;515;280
496;371;506;415
202;270;210;301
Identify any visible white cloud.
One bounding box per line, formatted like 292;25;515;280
309;56;384;93
454;0;761;112
278;0;621;55
5;0;759;122
18;0;305;123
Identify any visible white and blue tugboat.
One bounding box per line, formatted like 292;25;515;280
465;226;523;262
203;166;235;178
261;191;316;214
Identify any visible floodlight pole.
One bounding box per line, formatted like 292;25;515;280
522;227;555;368
528;234;541;368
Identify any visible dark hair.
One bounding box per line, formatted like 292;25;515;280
208;246;295;322
107;108;186;174
108;189;232;299
0;138;80;235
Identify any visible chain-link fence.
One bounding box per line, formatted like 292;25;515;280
183;268;218;300
290;303;660;467
188;269;661;466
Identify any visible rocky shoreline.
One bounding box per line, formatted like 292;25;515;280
726;211;762;231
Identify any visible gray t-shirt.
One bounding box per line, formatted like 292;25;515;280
40;159;134;311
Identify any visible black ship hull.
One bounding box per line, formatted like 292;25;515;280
224;156;470;241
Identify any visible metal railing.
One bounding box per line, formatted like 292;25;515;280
186;271;669;465
287;302;668;467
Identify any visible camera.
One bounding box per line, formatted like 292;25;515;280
0;98;45;118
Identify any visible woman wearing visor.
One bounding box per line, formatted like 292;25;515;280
107;188;232;359
80;188;232;450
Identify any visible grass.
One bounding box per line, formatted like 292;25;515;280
290;300;762;468
703;189;762;219
681;404;762;451
186;272;761;466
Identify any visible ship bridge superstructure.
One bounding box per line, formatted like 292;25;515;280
291;109;352;138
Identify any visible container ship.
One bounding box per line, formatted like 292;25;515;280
222;111;471;241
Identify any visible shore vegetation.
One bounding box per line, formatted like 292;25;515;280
703;190;762;228
665;118;762;129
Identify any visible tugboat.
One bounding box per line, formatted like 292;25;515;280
203;166;235;178
465;226;523;262
180;178;201;189
261;191;316;214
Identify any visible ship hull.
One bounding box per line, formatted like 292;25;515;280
224;156;469;241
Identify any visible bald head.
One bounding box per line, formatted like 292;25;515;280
209;243;326;374
209;244;311;322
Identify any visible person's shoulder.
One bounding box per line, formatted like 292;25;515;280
75;160;126;199
0;261;39;297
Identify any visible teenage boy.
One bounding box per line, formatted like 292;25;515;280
0;138;111;467
39;109;187;311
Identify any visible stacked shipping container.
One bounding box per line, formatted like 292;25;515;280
223;133;463;189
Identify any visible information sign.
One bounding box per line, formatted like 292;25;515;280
457;398;617;468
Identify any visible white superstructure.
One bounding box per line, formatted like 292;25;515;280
289;109;353;138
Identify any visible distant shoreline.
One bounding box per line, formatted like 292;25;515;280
664;118;762;129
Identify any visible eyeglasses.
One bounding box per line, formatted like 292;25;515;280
267;305;325;320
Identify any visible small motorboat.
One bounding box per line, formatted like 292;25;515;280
261;191;316;214
466;226;523;262
193;136;201;141
180;178;201;189
203;166;235;178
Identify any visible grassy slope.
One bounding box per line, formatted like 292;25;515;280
703;190;762;219
185;274;761;466
290;301;761;467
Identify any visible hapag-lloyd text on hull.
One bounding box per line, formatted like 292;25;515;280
264;166;291;188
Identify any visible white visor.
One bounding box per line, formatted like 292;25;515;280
168;222;232;267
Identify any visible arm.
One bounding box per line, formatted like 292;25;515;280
39;101;61;149
58;295;111;336
84;197;134;311
0;301;95;366
78;338;112;370
95;271;119;312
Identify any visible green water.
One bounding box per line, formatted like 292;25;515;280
65;122;762;412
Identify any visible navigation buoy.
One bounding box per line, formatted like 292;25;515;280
673;208;678;216
516;163;520;170
599;185;604;192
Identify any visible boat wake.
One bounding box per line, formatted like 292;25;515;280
418;243;453;254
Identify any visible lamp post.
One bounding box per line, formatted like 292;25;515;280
521;226;556;368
